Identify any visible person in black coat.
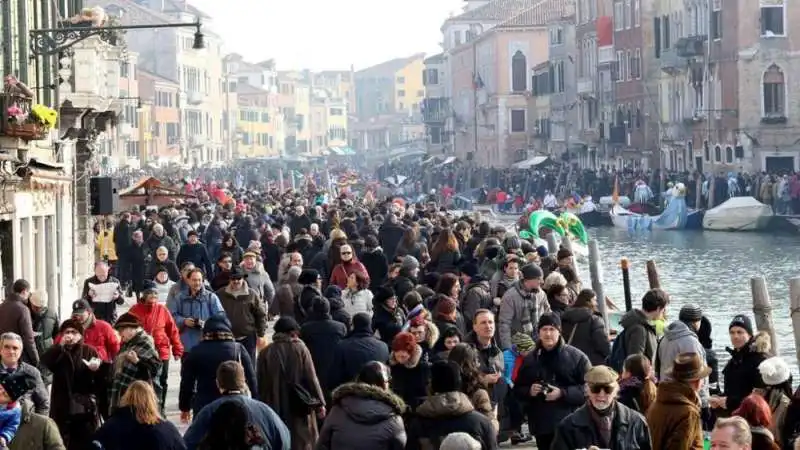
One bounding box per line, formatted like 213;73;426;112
371;287;405;345
389;332;431;412
330;313;390;389
299;296;348;402
176;231;213;278
406;360;497;450
378;215;405;263
323;285;352;330
360;235;389;289
713;315;770;414
513;313;592;450
178;316;257;417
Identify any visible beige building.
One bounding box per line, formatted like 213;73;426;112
449;3;559;167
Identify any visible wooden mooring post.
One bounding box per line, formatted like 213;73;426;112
588;240;609;332
646;260;661;289
789;277;800;365
620;258;633;312
751;276;779;357
545;232;559;255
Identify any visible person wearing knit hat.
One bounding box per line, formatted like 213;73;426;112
729;314;754;337
657;305;709;395
274;316;301;335
536;245;549;258
678;304;703;323
537;312;561;333
298;268;321;286
511;332;535;353
109;310;161;414
0;369;36;446
555;248;573;268
59;317;85;336
758;356;791;387
401;255;420;275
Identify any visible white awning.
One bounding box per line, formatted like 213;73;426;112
437;156;456;166
512;156;550;169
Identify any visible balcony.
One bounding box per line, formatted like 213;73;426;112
1;93;50;142
577;78;595;97
422;98;449;123
676;35;708;58
659;49;684;74
598;46;615;64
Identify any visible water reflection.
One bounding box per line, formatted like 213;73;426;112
582;228;800;371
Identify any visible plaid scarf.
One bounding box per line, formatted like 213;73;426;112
109;330;160;415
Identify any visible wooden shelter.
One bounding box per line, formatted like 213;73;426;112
119;176;195;209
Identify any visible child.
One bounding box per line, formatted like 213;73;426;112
502;332;535;445
0;371;37;448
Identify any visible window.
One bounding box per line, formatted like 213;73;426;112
120;61;129;78
763;64;786;116
261;112;270;123
725;146;734;163
417;90;424;97
761;1;785;36
711;3;722;40
663;15;671;49
510;109;526;132
614;1;623;30
557;61;565;92
423;68;439;85
511;50;527;92
329;108;343;116
714;145;721;162
616;51;624;82
624;0;631;29
396;76;405;83
550;26;564;45
625;50;631;80
703;140;710;161
632;48;641;79
634;0;640;26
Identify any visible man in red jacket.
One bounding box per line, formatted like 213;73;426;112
55;299;120;418
129;280;183;412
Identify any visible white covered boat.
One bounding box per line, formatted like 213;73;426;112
703;196;773;231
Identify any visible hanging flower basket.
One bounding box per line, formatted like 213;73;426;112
5;122;47;140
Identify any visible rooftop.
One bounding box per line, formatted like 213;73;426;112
138;68;179;85
496;0;574;28
425;53;445;64
444;0;539;25
356;53;426;77
236;83;269;95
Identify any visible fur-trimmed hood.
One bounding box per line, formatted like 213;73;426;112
726;330;771;356
422;319;440;349
332;382;406;424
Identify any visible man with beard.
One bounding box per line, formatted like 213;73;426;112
551;366;652;449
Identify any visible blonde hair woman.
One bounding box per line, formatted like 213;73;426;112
91;381;185;450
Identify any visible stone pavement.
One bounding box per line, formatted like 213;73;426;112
121;300;537;448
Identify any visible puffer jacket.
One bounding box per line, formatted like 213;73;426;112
560;306;610;365
657;321;709;406
722;331;770;413
497;282;550;350
342;288;373;317
241;264;275;306
316;382;407;450
461;280;492;326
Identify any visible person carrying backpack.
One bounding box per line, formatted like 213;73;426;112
607;288;668;371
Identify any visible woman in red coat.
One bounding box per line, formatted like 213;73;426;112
128;280;183;412
328;243;369;289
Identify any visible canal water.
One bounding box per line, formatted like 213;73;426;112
574;227;800;373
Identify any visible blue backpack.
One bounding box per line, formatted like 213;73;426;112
606;328;627;371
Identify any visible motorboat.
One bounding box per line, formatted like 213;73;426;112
702;196;773;231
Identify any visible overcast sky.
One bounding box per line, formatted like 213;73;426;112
189;0;464;71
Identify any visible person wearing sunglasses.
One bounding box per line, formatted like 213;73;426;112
551;365;652;450
328;244;370;290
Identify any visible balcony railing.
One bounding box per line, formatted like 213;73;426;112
1;93;48;141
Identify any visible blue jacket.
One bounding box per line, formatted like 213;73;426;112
183;394;290;450
167;289;226;353
0;403;21;444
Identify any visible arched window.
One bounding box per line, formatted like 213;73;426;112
725;146;734;163
512;51;527;92
626;108;632;128
763;64;785;116
703;140;710;161
714;145;722;162
616;107;624;126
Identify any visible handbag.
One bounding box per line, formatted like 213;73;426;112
69;393;97;416
277;344;322;416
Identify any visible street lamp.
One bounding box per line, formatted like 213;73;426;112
29;20;205;56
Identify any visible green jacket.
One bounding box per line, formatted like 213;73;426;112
8;401;64;450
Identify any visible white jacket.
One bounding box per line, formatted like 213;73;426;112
342;288;373;317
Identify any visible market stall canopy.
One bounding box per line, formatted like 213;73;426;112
437;156;456;166
512;156;554;169
119;176;196;208
327;146;356;156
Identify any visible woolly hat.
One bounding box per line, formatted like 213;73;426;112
323;285;342;300
430;360;462;394
114;312;141;330
536;246;549;257
141;280;158;294
297;269;320;285
401;255;419;272
537;312;561;331
373;286;396;305
0;370;37;402
511;332;535;352
312;296;331;316
274;316;301;334
678;304;703;322
59;318;84;335
202;315;232;334
759;356;791;386
556;248;573;260
391;331;417;354
460;261;480;278
521;264;543;281
729;314;754;336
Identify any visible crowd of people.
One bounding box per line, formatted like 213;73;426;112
0;178;798;450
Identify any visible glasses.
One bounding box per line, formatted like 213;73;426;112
341;252;352;256
589;384;615;394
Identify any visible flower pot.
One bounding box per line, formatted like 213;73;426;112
4;122;46;141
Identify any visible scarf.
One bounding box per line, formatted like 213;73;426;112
588;400;616;447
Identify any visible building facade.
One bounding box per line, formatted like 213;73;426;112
354;53;426;118
548;18;579;159
138;69;182;165
236;84;283;158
